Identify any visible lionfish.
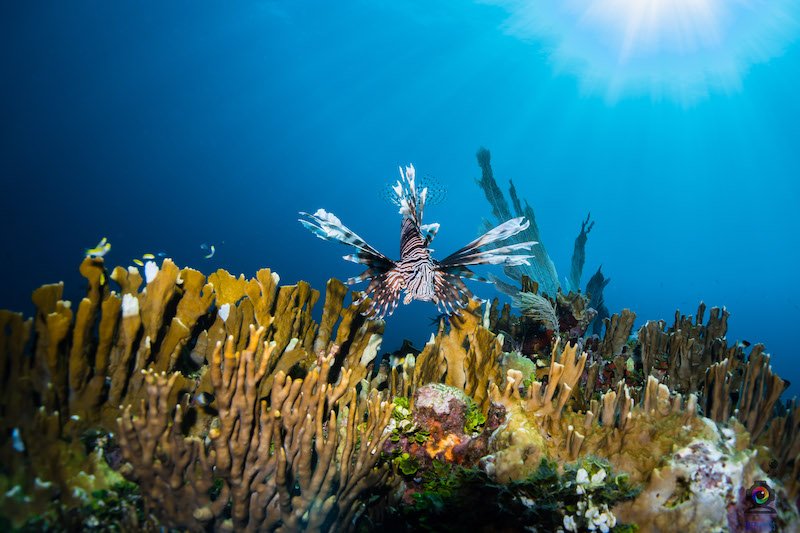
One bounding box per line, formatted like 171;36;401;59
299;164;537;319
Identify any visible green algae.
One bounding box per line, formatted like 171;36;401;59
386;457;639;533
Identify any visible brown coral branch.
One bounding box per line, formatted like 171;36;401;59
116;370;216;530
599;309;636;359
703;348;786;440
492;341;587;422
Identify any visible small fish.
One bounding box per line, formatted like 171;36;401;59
156;252;167;257
300;164;536;319
386;339;420;367
85;237;111;258
11;427;24;452
142;253;155;260
194;392;215;407
203;244;216;259
133;259;144;267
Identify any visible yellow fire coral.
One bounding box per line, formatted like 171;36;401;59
117;326;394;531
0;257;391;529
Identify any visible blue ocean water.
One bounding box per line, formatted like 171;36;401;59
1;2;798;395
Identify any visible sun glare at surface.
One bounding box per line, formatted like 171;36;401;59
485;0;800;103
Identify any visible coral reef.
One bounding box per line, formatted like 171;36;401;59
1;257;798;532
0;257;388;530
385;456;639;533
613;423;787;533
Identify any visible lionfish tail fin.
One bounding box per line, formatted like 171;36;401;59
440;217;537;269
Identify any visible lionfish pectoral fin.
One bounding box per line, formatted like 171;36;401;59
299;210;393;265
353;268;405;319
431;270;474;316
300;208;404;320
440;217;536;269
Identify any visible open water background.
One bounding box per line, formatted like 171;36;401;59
1;2;798;395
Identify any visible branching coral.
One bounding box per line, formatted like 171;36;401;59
117;371;215;529
598;309;636;360
117;328;394;531
0;257;387;528
392;299;504;412
702;348;786;440
487;363;793;533
485;341;588;482
1;253;798;531
492;340;587;422
638;302;731;394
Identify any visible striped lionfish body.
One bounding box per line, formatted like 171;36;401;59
299;164;537;319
